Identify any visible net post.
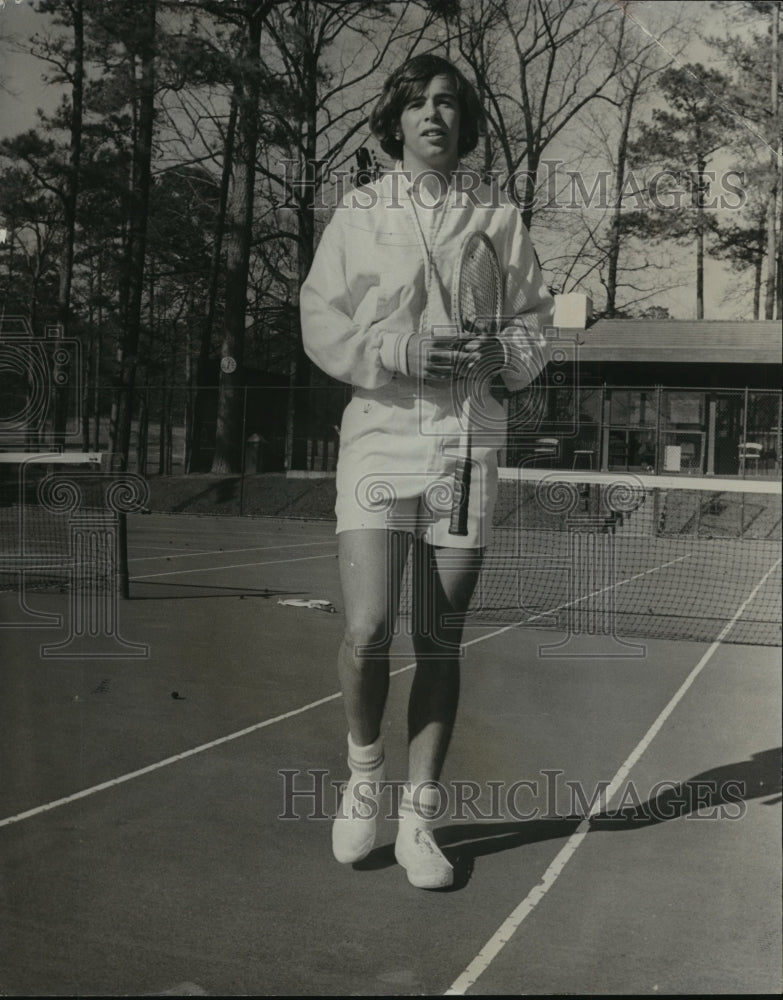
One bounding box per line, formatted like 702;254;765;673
239;385;248;517
118;509;130;600
103;449;129;600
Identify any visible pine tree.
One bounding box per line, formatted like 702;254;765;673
626;63;737;318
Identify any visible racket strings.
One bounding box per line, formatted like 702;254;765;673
458;245;502;333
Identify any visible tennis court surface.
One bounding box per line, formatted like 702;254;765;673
1;466;781;994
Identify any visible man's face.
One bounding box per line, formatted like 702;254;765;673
399;74;461;176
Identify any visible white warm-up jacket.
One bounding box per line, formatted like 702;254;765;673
300;168;555;524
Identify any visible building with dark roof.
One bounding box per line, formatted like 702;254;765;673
506;298;782;477
573;318;780;388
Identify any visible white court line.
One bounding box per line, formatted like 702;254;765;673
131;551;336;580
0;550;709;829
0;691;344;830
3;547;778;855
444;554;782;996
129;540;336;564
130;545;212;556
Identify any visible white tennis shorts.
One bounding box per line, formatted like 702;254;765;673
334;382;502;548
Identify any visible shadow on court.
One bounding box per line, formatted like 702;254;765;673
589;746;782;829
354;746;782;892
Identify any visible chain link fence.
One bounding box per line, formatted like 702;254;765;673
7;381;780;483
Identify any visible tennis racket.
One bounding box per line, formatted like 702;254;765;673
448;230;504;536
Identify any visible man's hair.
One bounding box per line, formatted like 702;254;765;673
369;54;486;161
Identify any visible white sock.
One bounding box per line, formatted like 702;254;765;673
399;781;445;828
332;734;385;865
347;732;385;781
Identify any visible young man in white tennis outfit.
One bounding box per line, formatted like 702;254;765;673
300;55;553;889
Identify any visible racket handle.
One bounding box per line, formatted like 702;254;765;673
449;456;472;536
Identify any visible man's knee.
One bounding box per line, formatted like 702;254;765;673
343;616;395;657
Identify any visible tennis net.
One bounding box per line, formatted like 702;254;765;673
400;468;782;647
0;452;124;594
3;457;780;646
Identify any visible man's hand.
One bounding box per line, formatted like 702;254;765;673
406;336;506;381
455;337;506;378
406;337;464;381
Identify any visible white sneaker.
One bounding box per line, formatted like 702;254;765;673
332;775;382;864
394;825;453;889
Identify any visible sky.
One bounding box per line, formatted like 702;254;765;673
0;0;777;320
1;0;56;134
